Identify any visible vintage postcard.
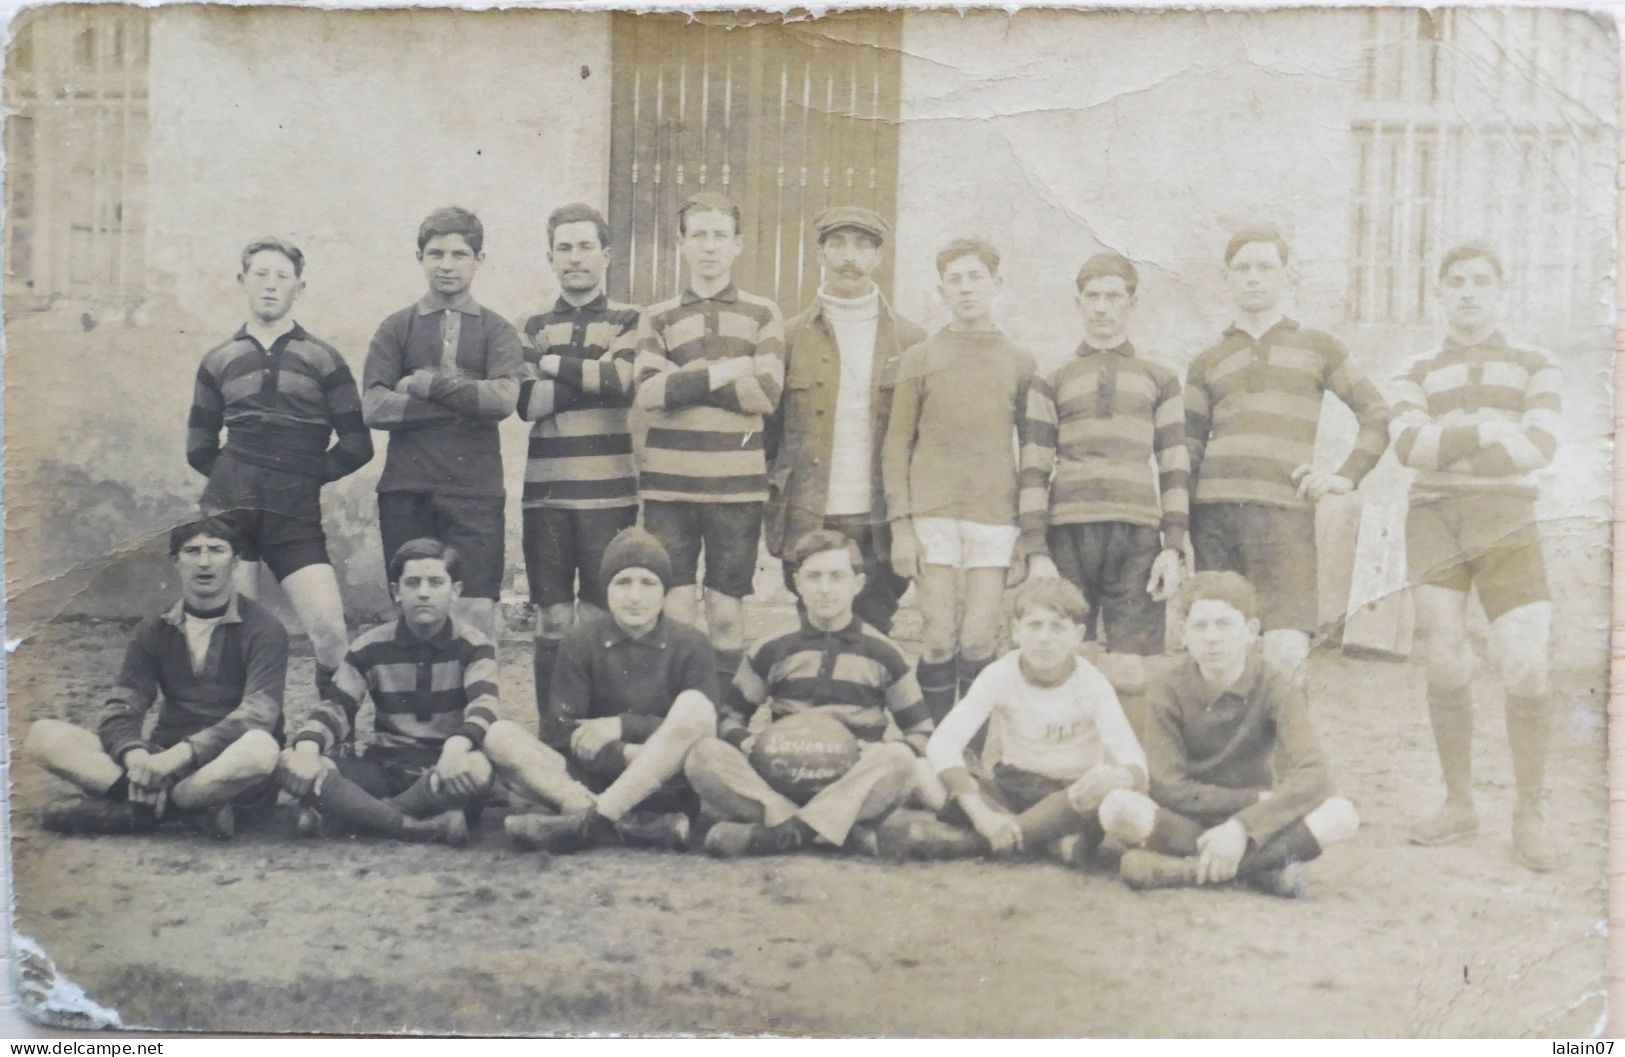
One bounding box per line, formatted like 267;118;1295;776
2;4;1615;1038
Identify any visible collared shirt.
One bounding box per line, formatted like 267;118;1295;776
361;294;525;498
1141;650;1331;844
187;322;372;485
723;614;929;748
1184;317;1391;510
294;615;500;756
98;593;289;766
544;613;719;755
1032;339;1189;549
1390;331;1561;499
516;293;642;510
632;282;786;503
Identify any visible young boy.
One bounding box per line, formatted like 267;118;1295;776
880;238;1052;720
26;517;286;838
517;203;642;724
916;577;1147;863
187;238;372;702
1184;226;1390;675
1391;242;1561;871
495;527;718;854
1099;571;1360;896
276;538;500;846
633;191;785;689
684;529;929;857
361;207;526;642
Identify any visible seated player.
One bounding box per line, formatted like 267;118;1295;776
26;517;286;838
1099;572;1360;896
276;538;499;846
496;527;718;854
913;577;1148;864
684;530;929;857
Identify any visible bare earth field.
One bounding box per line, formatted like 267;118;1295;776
6;612;1608;1038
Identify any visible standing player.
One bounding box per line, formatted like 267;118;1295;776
25;518;285;838
1391;242;1561;871
881;238;1052;720
187;238;372;703
765;206;926;633
1099;572;1360;896
633;191;785;689
1184;226;1391;676
276;538;499;846
684;530;928;857
362;207;525;642
1031;252;1189;716
516;204;641;724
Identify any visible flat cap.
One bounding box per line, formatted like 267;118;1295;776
812;205;889;244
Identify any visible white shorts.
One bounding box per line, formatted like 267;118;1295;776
913;517;1019;570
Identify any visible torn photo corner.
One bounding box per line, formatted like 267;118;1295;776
2;2;1615;1039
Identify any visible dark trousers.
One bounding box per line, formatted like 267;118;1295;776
780;515;909;633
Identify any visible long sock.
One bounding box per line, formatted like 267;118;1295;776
1145;808;1205;856
1238;820;1322;878
1505;693;1551;806
317;773;406;837
315;663;337;704
715;648;744;694
1014;790;1086;847
1427;683;1474;803
917;658;957;724
532;635;562;731
959;654;993;754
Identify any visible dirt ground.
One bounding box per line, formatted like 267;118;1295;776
6;610;1609;1038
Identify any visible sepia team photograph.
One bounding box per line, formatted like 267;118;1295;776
0;2;1616;1040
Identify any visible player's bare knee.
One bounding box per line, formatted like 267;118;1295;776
481;719;523;765
1098;788;1157;845
1306;796;1359;846
1502;655;1549;699
24;719;78;764
538;604;575;638
465;751;495;793
235;729;280;775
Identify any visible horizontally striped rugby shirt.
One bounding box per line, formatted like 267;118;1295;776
187;323;372;482
1185;318;1391;509
722;615;931;751
293;616;499;756
1389;332;1561;499
1033;341;1190;550
632;283;786;503
517;294;640;511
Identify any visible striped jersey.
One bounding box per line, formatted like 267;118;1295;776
1185;318;1391;509
293;616;499;756
632;283;786;503
1034;341;1190;550
187;323;372;482
723;615;931;750
1390;332;1561;499
517;294;640;510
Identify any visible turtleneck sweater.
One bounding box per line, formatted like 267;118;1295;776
820;285;881;516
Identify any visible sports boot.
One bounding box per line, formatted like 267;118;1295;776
614;813;691;852
401;809;469;847
890;815;985;860
187;802;236;841
1512;799;1555;873
1245;864;1309;899
505;810;603;853
703;819;807;858
1118;849;1202;890
295;805;324;838
1409;799;1478;846
1507;694;1554;872
1412;685;1477;846
41;796;159;836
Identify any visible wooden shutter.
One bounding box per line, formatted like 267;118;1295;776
607;13;902;315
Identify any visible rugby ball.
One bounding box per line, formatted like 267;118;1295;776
750;710;860;804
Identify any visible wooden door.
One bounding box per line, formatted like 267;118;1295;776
607;13;902;316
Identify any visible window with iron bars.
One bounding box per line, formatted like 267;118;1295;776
1347;9;1611;332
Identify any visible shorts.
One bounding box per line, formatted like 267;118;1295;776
201;454;330;581
522;504;638;609
914;517;1019;570
941;764;1105;847
378;491;506;600
336;746;438;799
642;499;762;599
1191;503;1317;632
1407;492;1548;621
1047;521;1166;654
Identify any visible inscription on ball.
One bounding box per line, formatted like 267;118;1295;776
751;713;861;803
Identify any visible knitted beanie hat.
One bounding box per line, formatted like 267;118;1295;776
599;526;672;589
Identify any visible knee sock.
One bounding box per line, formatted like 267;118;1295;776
715;648;744;694
1505;693;1551;807
1145;808;1205;857
917;658;957;725
317;773;406;837
1427;683;1474;804
315;663;337;704
1014;790;1086;847
956;653;992;699
1238;820;1323;878
533;635;562;730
